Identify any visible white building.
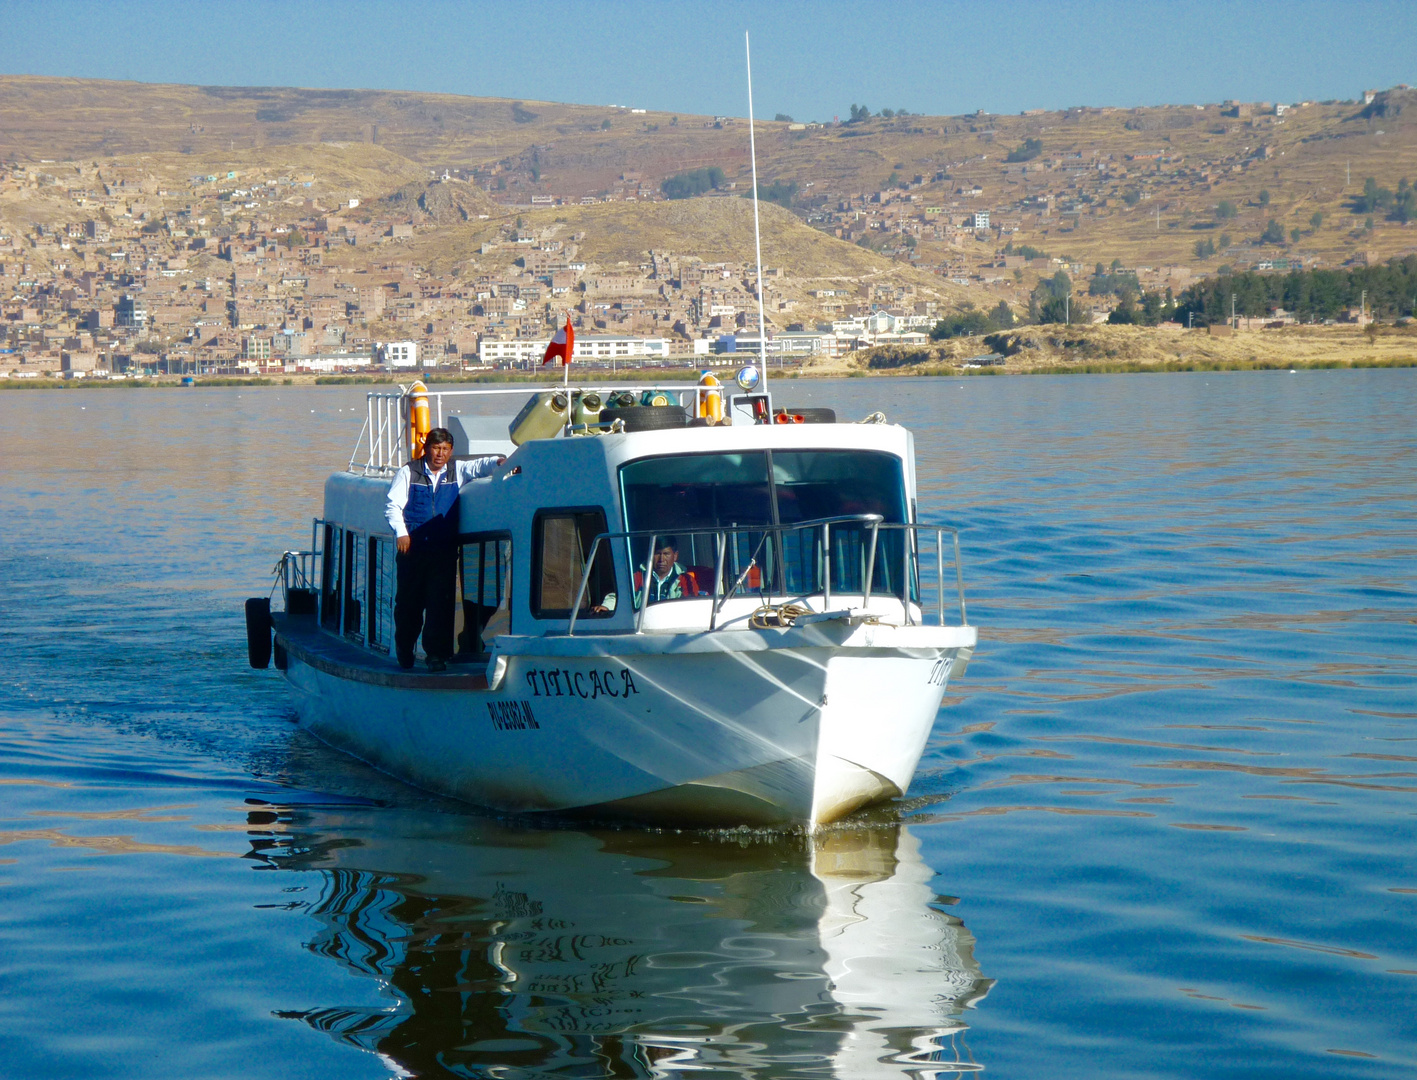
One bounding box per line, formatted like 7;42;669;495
377;341;419;368
576;335;669;361
478;335;670;367
293;353;374;373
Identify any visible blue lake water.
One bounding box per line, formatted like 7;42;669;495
1;371;1414;1078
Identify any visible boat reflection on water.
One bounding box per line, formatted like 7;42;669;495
253;806;992;1078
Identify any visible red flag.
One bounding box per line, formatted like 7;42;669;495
541;316;575;365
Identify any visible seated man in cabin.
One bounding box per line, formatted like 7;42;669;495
385;428;503;671
596;536;697;613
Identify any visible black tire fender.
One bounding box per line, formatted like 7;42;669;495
245;597;272;669
599;405;692;432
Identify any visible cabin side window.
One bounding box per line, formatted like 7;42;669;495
365;535;396;652
320;522;342;631
531;510;615;620
457;535;512;655
320;522;374;640
341;528;364;638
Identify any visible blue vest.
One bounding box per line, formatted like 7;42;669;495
404;460;460;547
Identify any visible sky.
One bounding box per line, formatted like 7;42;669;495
5;0;1415;121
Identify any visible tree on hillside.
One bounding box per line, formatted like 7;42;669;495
1107;294;1139;324
1090;268;1141;297
1005;138;1043;163
1290;227;1302;244
1395;179;1417;223
848;104;872;122
747;179;797;208
1216;200;1238;219
930;305;991;338
1219;233;1232;251
1030;270;1078;325
1171;256;1417;325
1351;176;1415;221
1003;241;1050;260
1310;211;1324;230
662;166;726;200
1194;238;1217;259
1260;219;1285;244
774;113;794;123
1258;189;1271;207
1354;177;1389;214
929;301;1019;338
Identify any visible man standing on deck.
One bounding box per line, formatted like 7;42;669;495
385;428;503;671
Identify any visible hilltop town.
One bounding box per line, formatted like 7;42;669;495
1;77;1415;379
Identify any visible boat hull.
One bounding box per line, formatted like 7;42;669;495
276;619;974;827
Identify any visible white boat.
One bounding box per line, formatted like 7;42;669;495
248;381;977;827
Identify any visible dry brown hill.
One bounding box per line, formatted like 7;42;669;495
6;75;1417;302
325;194;977;309
0;75;742;187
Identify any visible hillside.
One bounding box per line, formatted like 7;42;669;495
4;76;1416;281
4;75;1417;381
324;196;977;309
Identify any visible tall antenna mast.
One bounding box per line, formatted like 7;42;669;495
746;31;768;389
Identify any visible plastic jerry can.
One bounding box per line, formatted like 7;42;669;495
508;391;570;445
571;391;604;427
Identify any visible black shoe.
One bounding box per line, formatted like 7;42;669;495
426;657;447;673
397;651;415;670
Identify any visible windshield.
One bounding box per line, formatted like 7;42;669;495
618;450;910;603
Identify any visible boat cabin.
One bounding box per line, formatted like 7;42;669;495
300;387;949;668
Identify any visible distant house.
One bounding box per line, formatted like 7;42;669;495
376;340;419;368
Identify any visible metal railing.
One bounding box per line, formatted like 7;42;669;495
277;549;316;596
348;383;734;474
566;514;968;636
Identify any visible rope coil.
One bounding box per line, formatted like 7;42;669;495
748;603;811;629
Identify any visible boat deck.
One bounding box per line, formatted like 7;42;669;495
274;614;490;691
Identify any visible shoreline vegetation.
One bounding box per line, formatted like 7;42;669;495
5;325;1415;390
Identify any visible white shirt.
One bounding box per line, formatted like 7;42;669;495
385;456;502;538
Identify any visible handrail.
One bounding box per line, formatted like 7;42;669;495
276;549;315;598
351;382;726;475
565;514;968;636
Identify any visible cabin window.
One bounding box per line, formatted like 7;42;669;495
320;522;342;631
341;528;364;638
618;449;911;601
366;535;396;652
531;510;615;620
457;535;512;655
771;450;911;598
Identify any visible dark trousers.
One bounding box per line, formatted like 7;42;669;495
394;544;457;663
